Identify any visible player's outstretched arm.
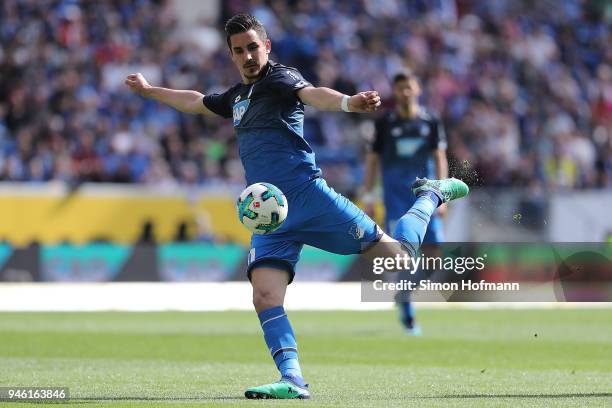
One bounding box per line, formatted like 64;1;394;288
297;87;381;113
125;73;216;116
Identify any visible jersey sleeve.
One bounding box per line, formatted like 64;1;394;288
431;116;448;150
369;117;386;154
202;88;234;119
270;68;312;99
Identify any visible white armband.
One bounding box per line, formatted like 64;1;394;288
341;95;351;112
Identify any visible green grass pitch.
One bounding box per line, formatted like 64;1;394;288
1;309;611;407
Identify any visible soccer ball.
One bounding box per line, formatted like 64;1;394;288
236;182;288;234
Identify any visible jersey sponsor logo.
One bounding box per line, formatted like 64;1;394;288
233;99;250;126
396;138;425;156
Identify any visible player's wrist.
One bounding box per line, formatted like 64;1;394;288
341;95;351;112
141;85;156;98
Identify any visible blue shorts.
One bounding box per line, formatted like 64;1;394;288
247;177;382;283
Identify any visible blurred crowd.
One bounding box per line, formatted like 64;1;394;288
1;0;610;193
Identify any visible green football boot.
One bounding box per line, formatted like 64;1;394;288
245;377;310;399
411;177;469;203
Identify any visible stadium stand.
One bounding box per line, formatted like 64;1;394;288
0;0;610;194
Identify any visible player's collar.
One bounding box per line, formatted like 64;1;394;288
394;105;427;120
417;109;431;121
264;60;279;76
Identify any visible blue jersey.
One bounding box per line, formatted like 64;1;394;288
371;109;447;222
203;60;321;194
203;62;380;279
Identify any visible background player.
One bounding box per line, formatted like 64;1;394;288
362;71;449;335
125;14;467;399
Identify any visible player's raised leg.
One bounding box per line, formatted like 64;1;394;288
392;177;468;256
245;266;310;399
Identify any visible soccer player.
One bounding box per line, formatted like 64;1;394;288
362;71;449;335
125;14;467;399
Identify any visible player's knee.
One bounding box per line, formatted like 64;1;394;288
364;233;407;258
252;287;283;311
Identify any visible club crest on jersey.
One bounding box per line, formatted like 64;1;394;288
233;99;250;126
420;124;430;136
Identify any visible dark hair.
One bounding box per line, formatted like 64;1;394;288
225;14;267;49
392;70;418;84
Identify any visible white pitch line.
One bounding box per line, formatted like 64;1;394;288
0;283;610;311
